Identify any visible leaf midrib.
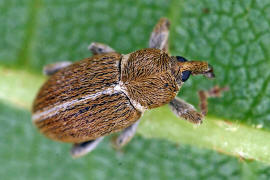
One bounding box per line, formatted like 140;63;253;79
1;67;270;165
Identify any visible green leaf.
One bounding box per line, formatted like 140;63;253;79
1;102;270;180
0;67;44;109
2;0;270;179
170;0;270;128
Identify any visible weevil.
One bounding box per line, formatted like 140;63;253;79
32;18;226;158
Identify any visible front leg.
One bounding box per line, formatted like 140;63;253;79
170;86;228;124
170;97;203;124
149;17;170;52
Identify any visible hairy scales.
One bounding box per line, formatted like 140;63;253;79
32;52;141;143
33;53;122;111
32;87;116;122
121;48;179;109
32;48;179;143
35;92;141;143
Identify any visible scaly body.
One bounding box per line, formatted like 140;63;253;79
33;49;179;143
32;18;225;158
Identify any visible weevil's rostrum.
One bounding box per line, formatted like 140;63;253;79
32;17;224;158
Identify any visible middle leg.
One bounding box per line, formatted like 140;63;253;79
70;137;104;158
112;120;141;149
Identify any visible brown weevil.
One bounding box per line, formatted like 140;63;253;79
32;18;226;158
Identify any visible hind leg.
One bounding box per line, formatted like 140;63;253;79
70;137;104;158
43;42;115;76
43;61;72;76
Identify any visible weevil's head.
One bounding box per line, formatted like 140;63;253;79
171;55;215;85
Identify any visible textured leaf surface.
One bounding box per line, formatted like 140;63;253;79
1;0;270;179
171;0;270;129
2;102;270;180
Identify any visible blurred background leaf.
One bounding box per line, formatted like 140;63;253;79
1;0;270;179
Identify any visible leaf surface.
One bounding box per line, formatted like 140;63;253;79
1;0;270;179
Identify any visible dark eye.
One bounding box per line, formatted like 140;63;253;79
182;70;191;82
176;56;188;62
98;48;103;53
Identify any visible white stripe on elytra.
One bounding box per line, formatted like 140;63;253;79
32;82;147;123
115;81;146;113
32;87;118;122
33;55;147;123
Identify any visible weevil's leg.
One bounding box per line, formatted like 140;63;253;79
198;86;229;116
70;137;104;158
170;86;229;124
43;61;72;76
88;42;115;55
113;120;140;149
149;17;170;52
169;97;203;124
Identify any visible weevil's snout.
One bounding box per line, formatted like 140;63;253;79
173;56;215;80
203;64;215;79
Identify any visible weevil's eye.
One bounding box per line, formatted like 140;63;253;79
182;70;191;82
176;56;188;62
